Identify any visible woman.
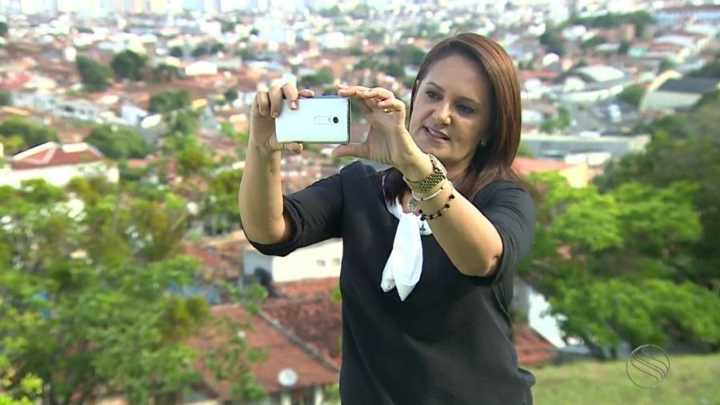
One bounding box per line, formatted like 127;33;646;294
239;33;536;405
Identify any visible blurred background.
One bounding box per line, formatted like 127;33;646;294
0;0;719;404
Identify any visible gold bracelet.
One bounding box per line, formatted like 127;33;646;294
411;179;447;201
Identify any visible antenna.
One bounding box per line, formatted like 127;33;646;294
277;368;298;388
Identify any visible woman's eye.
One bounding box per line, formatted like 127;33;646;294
457;104;475;115
425;90;440;100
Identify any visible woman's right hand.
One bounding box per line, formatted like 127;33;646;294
250;84;315;155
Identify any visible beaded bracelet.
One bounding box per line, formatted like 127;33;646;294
419;191;456;221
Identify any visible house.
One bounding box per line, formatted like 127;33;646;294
556;65;630;104
520;133;650;162
244;239;343;294
640;73;720;113
513;157;594;188
188;305;338;405
0;142;118;188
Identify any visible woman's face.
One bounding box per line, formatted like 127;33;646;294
408;54;492;174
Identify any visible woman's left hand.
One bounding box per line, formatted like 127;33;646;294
332;85;422;171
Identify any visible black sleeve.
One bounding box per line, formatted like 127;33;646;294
244;169;344;257
476;181;536;285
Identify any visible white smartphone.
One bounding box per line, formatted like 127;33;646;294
275;96;350;144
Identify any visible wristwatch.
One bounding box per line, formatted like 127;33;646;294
402;153;447;196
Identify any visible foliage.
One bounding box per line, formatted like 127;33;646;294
687;59;720;79
617;84;645;108
0;21;7;37
658;59;676;73
224;89;238;103
169;46;184;58
149;90;191;114
540;107;571;133
522;172;716;355
539;26;565;56
0;117;58;154
111;50;147;81
152;63;181;83
580;35;607;50
0;91;10;106
76;56;112;92
617;40;630;55
596;103;720;291
0;178;265;404
84;124;150;160
300;68;334;88
570;11;654;37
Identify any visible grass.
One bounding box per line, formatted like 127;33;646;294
528;353;720;405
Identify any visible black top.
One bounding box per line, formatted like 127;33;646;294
246;161;537;405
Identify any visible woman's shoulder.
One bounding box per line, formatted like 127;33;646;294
471;178;535;210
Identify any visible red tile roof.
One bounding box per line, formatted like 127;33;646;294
512;157;571;176
191;305;338;399
513;324;557;366
10;142;104;170
263;278;342;366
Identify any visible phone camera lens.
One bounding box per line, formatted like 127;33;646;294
332;117;339;124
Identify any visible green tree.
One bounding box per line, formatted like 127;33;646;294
618;40;630;55
0;21;7;37
152;63;180;83
596;99;720;291
0;117;58;154
149;90;191;114
224;89;238;103
0;180;266;404
658;58;676;73
300;68;334;88
84;124;150;160
111;50;147;81
76;56;112;92
617;84;645;108
169;46;184;58
540;27;565;56
522;172;717;356
0;91;10;106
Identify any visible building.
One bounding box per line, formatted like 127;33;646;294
244;239;342;294
0;142;118;188
520;133;650;162
557;65;630;104
640;74;720;113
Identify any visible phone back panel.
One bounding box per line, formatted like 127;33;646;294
275;96;350;144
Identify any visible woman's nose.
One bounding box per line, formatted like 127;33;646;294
433;103;452;125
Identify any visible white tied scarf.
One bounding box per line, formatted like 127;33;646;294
381;196;433;301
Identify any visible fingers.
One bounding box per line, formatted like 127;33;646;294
284;142;304;153
282;83;299;110
268;85;284;118
332;143;367;159
298;89;315;98
254;91;270;116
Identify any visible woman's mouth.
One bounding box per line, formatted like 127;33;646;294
424;126;450;142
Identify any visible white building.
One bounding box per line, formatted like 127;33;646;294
0;142;119;188
244;239;342;285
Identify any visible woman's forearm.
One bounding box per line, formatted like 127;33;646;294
238;139;290;244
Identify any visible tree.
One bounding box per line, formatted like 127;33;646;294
111;50;147;81
539;27;565;56
149;90;191;114
76;56;112;92
0;180;266;404
169;46;184;58
597;96;720;291
300;68;334;88
521;172;719;356
617;84;645;108
0;117;58;154
152;63;180;83
0;91;10;106
658;59;676;73
0;21;7;37
84;124;150;160
618;40;630;55
687;59;720;79
224;89;238;103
